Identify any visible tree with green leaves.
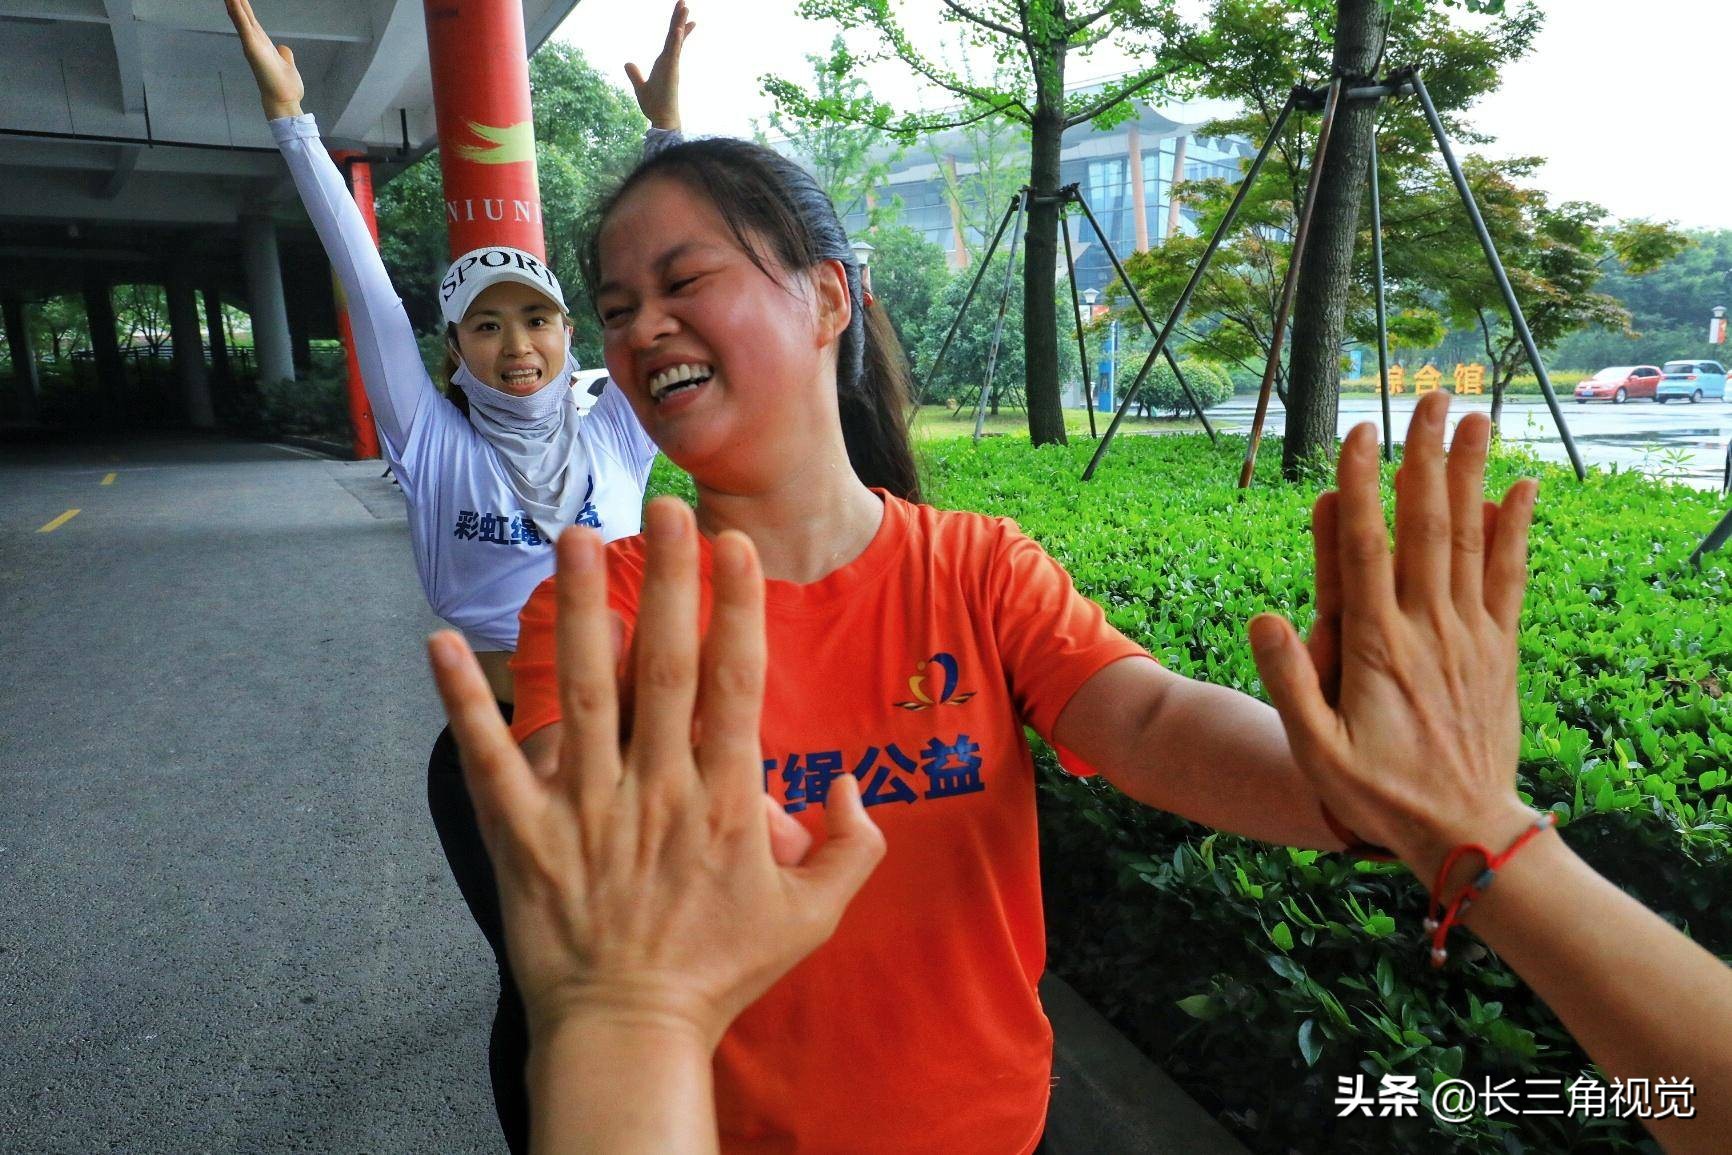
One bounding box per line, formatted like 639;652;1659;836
863;224;951;362
112;284;171;355
914;255;1082;409
28;295;87;363
1551;229;1732;369
766;0;1191;447
1131;0;1536;472
1393;157;1687;427
763;37;903;228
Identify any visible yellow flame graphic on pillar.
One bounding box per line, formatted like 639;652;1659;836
456;121;535;165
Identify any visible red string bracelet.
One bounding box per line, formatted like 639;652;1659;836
1424;811;1557;968
1320;803;1397;862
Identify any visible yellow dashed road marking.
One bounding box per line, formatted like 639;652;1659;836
38;509;81;533
101;472;117;486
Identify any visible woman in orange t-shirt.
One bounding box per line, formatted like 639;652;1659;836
503;137;1346;1154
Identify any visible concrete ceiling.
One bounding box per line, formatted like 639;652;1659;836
0;0;581;232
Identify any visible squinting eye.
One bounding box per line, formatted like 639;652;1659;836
670;276;699;293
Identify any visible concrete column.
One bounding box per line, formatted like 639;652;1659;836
1126;124;1149;253
240;216;295;386
289;311;311;373
1165;136;1189;242
167;273;214;429
3;296;40;416
203;285;230;380
81;279;126;420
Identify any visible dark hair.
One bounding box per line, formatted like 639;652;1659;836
578;137;920;502
443;324;470;418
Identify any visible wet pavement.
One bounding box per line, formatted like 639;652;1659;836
1203;394;1732;491
0;435;503;1153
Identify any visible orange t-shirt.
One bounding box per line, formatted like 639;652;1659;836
511;493;1148;1155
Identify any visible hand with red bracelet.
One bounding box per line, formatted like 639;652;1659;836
1250;391;1732;1153
1248;389;1540;887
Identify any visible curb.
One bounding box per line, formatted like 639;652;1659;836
1041;974;1250;1154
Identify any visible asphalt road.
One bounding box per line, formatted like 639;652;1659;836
0;435;504;1153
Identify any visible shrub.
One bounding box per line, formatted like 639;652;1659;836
255;367;351;440
1141;359;1235;416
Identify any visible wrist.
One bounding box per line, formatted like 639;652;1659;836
1393;797;1536;889
650;117;680;132
526;979;728;1054
1454;826;1568;934
265;100;303;120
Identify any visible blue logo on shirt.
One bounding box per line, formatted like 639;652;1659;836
453;509;548;546
765;733;986;812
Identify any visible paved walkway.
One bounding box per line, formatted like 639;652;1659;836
0;434;503;1153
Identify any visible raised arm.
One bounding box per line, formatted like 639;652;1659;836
225;0;431;451
627;2;695;132
1250;392;1732;1153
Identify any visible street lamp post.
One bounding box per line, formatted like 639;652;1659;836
1080;288;1111;413
850;240;876;296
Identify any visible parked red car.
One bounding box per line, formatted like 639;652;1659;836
1575;365;1663;403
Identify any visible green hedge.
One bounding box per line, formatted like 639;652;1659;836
938;434;1728;1153
652;435;1731;1154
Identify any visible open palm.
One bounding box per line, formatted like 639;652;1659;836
223;0;304;119
625;2;694;130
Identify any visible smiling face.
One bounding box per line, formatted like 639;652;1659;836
593;175;852;489
453;280;572;396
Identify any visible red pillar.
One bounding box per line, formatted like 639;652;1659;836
423;0;545;259
330;150;383;460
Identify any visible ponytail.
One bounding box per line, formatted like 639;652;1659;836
841;300;920;502
580;137;921;502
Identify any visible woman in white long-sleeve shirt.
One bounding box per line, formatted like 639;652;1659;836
223;2;693;1149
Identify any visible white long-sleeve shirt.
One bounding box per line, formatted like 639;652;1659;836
272;114;664;652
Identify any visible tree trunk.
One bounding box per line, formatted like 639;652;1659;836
1023;32;1067;447
1490;366;1515;431
1281;0;1389;480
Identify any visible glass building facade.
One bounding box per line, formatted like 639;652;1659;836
830;103;1254;299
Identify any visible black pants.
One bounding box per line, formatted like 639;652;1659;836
427;711;531;1155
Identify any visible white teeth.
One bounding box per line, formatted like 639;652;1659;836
648;362;713;400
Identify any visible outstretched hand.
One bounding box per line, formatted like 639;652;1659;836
426;498;883;1047
626;1;694;131
223;0;303;120
1249;392;1541;884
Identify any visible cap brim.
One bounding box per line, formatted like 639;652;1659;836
444;269;567;326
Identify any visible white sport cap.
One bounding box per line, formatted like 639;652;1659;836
439;246;567;327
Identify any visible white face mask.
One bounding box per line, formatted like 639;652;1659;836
451;351;575;426
452;347;596;539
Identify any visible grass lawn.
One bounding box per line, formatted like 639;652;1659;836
910;404;1207;441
